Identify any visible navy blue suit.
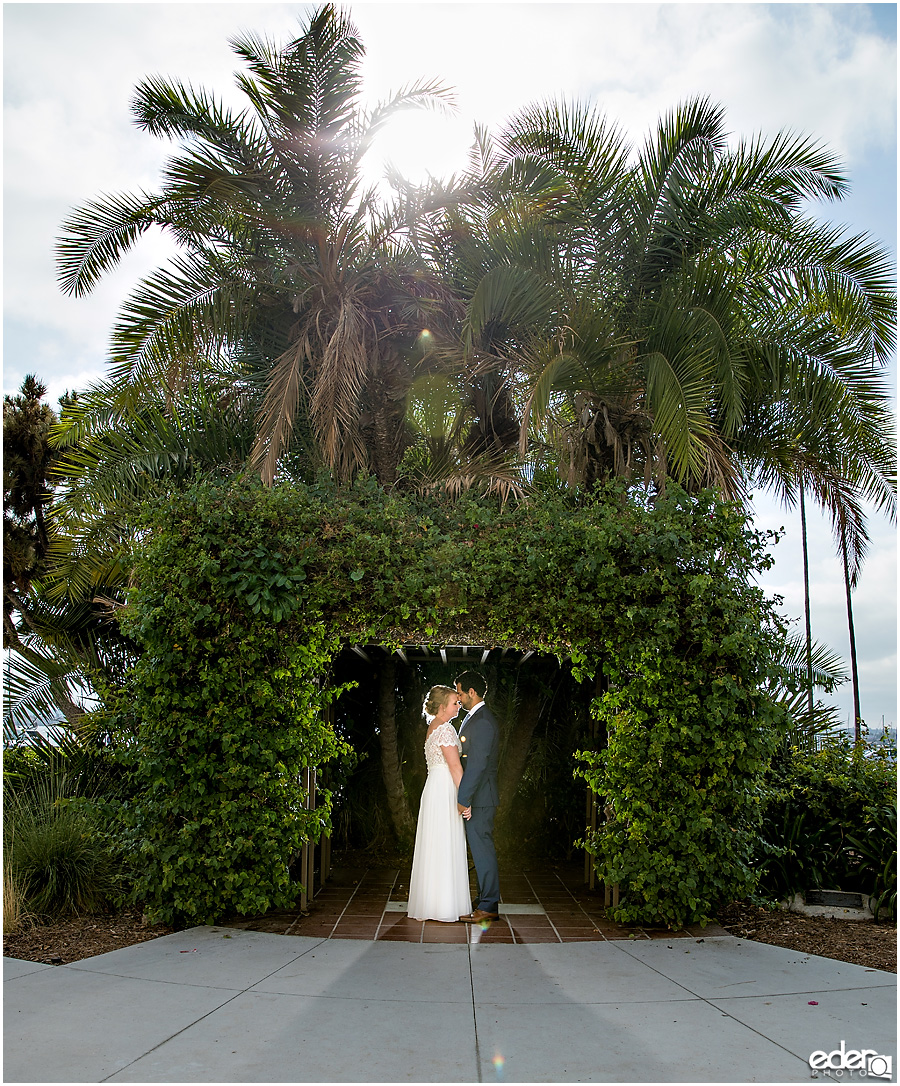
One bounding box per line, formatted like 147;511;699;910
456;704;500;913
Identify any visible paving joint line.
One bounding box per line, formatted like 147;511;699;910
523;872;563;943
319;866;375;939
372;868;401;941
96;935;329;1082
611;938;815;1073
466;931;484;1082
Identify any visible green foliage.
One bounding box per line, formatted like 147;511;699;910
3;711;145;918
4;375;58;596
3;716;130;801
758;730;897;918
119;482;354;925
3;775;119;917
575;491;790;928
124;474;787;927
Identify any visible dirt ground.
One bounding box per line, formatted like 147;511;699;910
4;901;895;972
3;910;174;966
717;900;896;973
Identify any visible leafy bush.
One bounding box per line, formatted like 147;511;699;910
3;716;141;919
119;483;354;925
758;730;897;918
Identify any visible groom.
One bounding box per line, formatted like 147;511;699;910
454;670;500;922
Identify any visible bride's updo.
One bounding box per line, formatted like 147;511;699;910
422;684;456;722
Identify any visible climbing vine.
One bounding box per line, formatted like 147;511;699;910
120;474;788;926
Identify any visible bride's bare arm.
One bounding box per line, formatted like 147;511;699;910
441;742;464;791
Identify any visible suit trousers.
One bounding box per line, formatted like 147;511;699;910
465;804;499;912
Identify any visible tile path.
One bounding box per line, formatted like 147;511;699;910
224;861;727;945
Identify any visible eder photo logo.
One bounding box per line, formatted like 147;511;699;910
809;1041;892;1079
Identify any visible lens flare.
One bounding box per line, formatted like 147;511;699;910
493;1053;505;1078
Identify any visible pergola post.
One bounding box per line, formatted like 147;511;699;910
299;765;315;912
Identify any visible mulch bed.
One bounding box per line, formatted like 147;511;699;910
718;900;896;973
3;910;173;966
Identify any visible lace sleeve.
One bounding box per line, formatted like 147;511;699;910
435;722;461;749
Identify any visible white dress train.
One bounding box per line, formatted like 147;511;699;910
407;722;472;922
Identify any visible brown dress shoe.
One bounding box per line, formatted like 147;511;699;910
459;908;499;922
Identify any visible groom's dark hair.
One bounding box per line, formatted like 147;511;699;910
455;670;487;698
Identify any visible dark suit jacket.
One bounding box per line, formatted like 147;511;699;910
456;704;500;809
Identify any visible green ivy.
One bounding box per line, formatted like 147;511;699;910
119;484;353;925
574;490;790;928
120;474;788;927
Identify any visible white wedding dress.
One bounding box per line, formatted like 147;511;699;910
407;722;472;922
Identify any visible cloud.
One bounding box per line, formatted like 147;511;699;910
353;3;896;162
7;3;895;357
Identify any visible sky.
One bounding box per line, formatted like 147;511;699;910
3;2;897;733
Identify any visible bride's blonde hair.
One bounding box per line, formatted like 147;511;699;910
422;684;456;721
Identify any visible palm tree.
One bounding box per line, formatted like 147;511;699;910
798;483;814;720
839;521;863;740
56;5;460;488
775;632;849;749
436;98;894;533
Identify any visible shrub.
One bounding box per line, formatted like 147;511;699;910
119;496;352;925
3;777;119;917
758;730;897;918
576;491;789;928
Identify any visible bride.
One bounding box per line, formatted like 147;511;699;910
407;685;472;922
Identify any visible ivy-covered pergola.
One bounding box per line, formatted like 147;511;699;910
120;475;787;929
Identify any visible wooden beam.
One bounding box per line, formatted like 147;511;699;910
480;649;490;665
440;648;447;664
351;645;371;663
520;650;535;665
395;646;407;664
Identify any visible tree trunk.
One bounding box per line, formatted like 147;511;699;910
799;484;814;721
376;654;416;846
840;524;863;741
368;349;409;487
496;685;544;823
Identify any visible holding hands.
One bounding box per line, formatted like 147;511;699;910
458;802;472;820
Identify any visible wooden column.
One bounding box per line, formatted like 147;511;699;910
584;673;603;888
305;767;316;896
298;766;318;910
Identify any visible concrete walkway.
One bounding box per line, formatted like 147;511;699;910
4;927;895;1082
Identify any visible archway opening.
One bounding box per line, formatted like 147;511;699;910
326;643;601;868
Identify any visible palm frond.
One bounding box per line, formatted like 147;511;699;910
107;252;257;386
56;191;164;297
131;75;253;150
775;631;848;742
464;265;561;352
2;641;90;733
250;337;309;486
